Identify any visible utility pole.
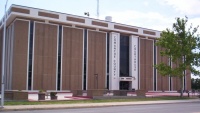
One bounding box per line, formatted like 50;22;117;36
97;0;99;19
1;0;8;108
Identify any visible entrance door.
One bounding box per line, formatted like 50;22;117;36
119;81;129;90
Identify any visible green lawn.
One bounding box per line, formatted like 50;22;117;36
5;97;191;106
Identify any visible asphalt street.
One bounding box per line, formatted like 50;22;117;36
2;102;200;113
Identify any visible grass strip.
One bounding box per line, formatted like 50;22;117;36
4;97;191;106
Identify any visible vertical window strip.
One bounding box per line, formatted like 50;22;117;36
183;70;186;91
6;26;10;90
154;40;157;91
83;29;87;90
57;25;62;90
5;28;8;89
28;21;34;90
119;35;129;77
169;58;172;91
183;56;186;91
8;26;12;90
10;24;14;90
107;32;109;89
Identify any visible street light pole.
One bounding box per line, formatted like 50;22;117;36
1;0;8;108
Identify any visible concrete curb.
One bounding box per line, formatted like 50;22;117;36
1;99;199;111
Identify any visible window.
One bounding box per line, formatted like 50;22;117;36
28;21;34;90
83;29;87;90
57;25;62;90
120;35;129;77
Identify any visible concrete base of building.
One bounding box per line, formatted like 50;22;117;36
136;89;147;97
5;91;28;101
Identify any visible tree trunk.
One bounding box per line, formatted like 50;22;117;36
179;76;183;98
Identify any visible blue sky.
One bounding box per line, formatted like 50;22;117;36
1;0;200;78
1;0;200;31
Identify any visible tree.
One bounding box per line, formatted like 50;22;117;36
155;17;200;97
191;78;200;90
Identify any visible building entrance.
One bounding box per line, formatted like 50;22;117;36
119;81;129;90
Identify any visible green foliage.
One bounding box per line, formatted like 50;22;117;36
155;16;200;97
39;89;45;93
155;16;200;77
191;78;200;90
50;92;57;96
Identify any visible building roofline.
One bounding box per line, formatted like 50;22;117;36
9;4;161;32
0;4;161;38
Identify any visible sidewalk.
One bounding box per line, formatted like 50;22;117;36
1;99;199;111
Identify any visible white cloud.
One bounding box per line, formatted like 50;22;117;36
189;18;200;27
164;0;200;15
98;9;200;32
99;10;174;31
96;0;200;31
143;1;149;6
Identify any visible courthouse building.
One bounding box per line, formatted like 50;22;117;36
0;5;191;91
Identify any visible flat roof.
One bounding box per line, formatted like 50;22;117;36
0;4;161;38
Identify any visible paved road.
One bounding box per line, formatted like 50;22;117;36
2;102;200;113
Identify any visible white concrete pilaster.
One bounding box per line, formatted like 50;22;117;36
109;32;120;90
129;35;139;90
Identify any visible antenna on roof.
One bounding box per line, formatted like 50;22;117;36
97;0;99;19
84;12;90;17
